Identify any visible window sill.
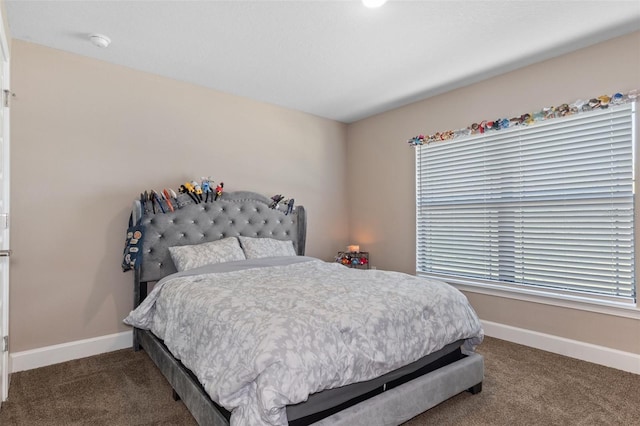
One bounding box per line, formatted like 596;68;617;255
419;273;640;320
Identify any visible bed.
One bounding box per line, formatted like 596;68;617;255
124;191;484;426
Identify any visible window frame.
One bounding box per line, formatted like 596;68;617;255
415;102;638;313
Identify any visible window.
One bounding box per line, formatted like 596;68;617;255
416;102;636;304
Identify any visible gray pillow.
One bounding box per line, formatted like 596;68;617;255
238;236;297;259
168;237;246;271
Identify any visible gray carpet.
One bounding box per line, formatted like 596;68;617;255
0;336;638;425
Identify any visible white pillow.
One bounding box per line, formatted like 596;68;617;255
238;236;297;259
168;237;246;271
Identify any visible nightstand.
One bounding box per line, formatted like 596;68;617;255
335;251;369;269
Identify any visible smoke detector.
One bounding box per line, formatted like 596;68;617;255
89;33;111;48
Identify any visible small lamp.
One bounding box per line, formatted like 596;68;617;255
347;245;360;253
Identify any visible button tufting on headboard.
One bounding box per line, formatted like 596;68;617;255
138;191;306;283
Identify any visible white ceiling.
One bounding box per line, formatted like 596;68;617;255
5;1;640;123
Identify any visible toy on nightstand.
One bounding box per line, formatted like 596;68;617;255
335;251;370;269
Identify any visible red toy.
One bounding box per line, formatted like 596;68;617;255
215;182;224;200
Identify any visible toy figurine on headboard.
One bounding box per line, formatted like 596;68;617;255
191;180;204;202
151;190;166;213
285;198;295;215
180;183;199;204
201;177;213;202
270;194;285;209
162;189;175;212
215;182;224;200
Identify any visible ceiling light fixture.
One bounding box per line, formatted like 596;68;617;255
89;33;111;48
362;0;388;8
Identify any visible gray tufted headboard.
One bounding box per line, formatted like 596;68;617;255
137;191;306;284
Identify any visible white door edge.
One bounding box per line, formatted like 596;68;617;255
0;5;10;404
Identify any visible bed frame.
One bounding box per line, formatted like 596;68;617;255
131;191;483;426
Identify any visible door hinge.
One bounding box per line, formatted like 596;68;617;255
2;90;9;108
0;213;8;229
2;336;7;353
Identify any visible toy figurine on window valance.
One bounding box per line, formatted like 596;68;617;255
407;89;638;146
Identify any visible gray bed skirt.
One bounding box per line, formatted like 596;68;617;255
314;351;484;425
136;328;483;426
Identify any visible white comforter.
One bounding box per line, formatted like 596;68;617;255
124;257;483;426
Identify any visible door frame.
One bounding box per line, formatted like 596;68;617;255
0;5;10;403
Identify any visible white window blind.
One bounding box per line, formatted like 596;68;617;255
416;102;636;303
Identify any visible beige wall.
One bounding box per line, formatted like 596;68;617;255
1;1;10;53
347;31;640;354
8;31;640;357
9;40;348;352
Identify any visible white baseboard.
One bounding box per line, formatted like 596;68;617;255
481;320;640;375
9;324;640;376
10;331;132;373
